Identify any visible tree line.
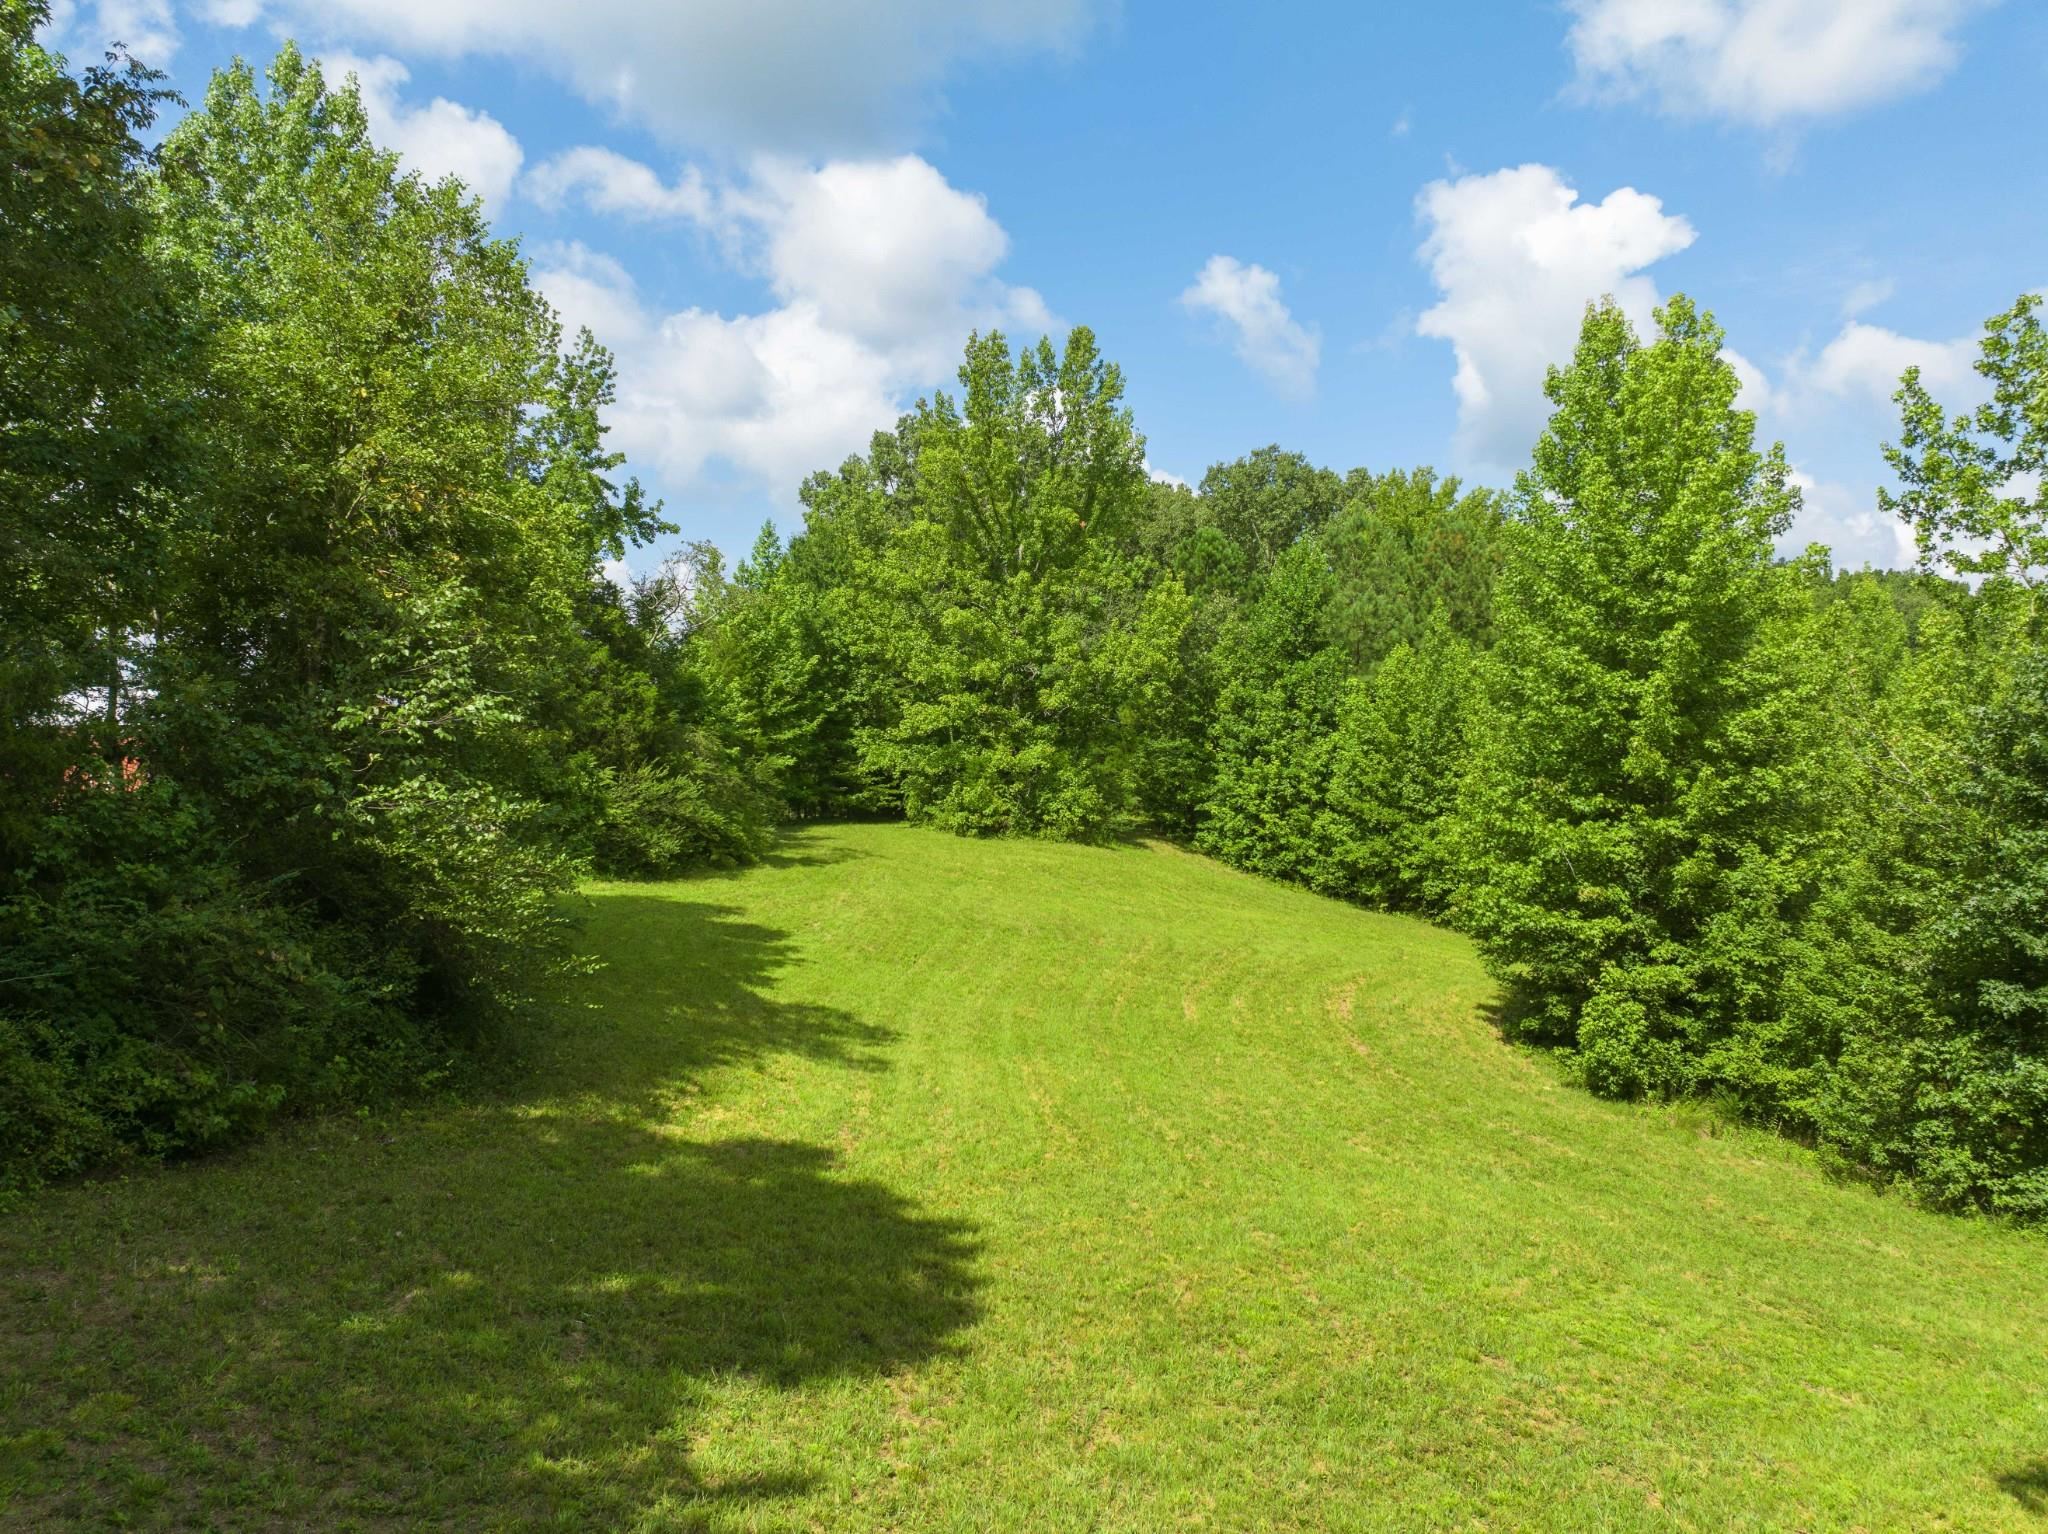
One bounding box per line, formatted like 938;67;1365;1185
6;15;2044;1222
689;294;2045;1222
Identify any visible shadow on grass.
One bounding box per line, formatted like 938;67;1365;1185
1;888;978;1530
2003;1461;2048;1517
1476;990;1560;1048
758;826;872;870
544;892;899;1106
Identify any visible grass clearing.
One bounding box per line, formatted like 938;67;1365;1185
3;822;2045;1530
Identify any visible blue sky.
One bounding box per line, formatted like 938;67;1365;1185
45;0;2048;572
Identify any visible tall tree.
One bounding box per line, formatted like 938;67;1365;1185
1885;291;2048;616
1196;538;1345;879
1796;292;2048;1216
1192;447;1347;588
0;3;180;863
1448;295;1826;1100
853;329;1190;836
1317;610;1477;911
145;47;598;1013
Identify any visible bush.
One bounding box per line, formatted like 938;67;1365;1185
592;748;778;878
0;783;439;1196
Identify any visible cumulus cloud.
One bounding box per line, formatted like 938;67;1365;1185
1789;319;1978;407
323;53;524;208
208;0;1099;152
530;155;1057;505
1565;0;1987;127
532;149;1051;364
1179;256;1321;399
530;243;647;353
1722;347;1776;414
523;148;712;223
534;245;900;499
740;156;1050;374
1415;163;1696;467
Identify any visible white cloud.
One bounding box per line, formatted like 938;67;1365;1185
742;156;1048;374
213;0;1099;153
1179;256;1321;399
1792;319;1978;407
43;0;178;64
534;247;899;497
533;147;1051;360
523;148;712;222
1414;163;1696;467
1786;468;1917;569
531;243;648;353
323;53;524;208
1723;346;1775;414
1565;0;1987;127
530;151;1045;372
530;155;1057;506
1145;461;1191;490
1841;277;1896;318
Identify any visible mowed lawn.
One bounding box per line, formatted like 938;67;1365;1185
3;825;2046;1531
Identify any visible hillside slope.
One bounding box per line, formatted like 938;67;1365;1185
4;824;2045;1530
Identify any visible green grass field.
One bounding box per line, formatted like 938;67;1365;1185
4;823;2045;1531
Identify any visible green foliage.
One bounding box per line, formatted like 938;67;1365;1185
592;752;778;878
0;34;711;1191
1187;447;1347;591
1196;540;1345;877
758;330;1192;838
1187;464;1500;907
1780;293;2048;1213
0;3;182;868
1318;613;1477;911
1791;623;2048;1218
685;524;872;820
1885;291;2048;605
138;46;598;1016
1324;468;1504;669
0;781;435;1193
1907;649;2048;1215
1447;296;1824;1102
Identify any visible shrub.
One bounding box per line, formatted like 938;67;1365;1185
0;783;437;1195
592;749;778;878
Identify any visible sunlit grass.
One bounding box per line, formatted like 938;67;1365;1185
4;823;2045;1529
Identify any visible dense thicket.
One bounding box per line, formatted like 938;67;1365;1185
8;15;2046;1221
0;21;770;1192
